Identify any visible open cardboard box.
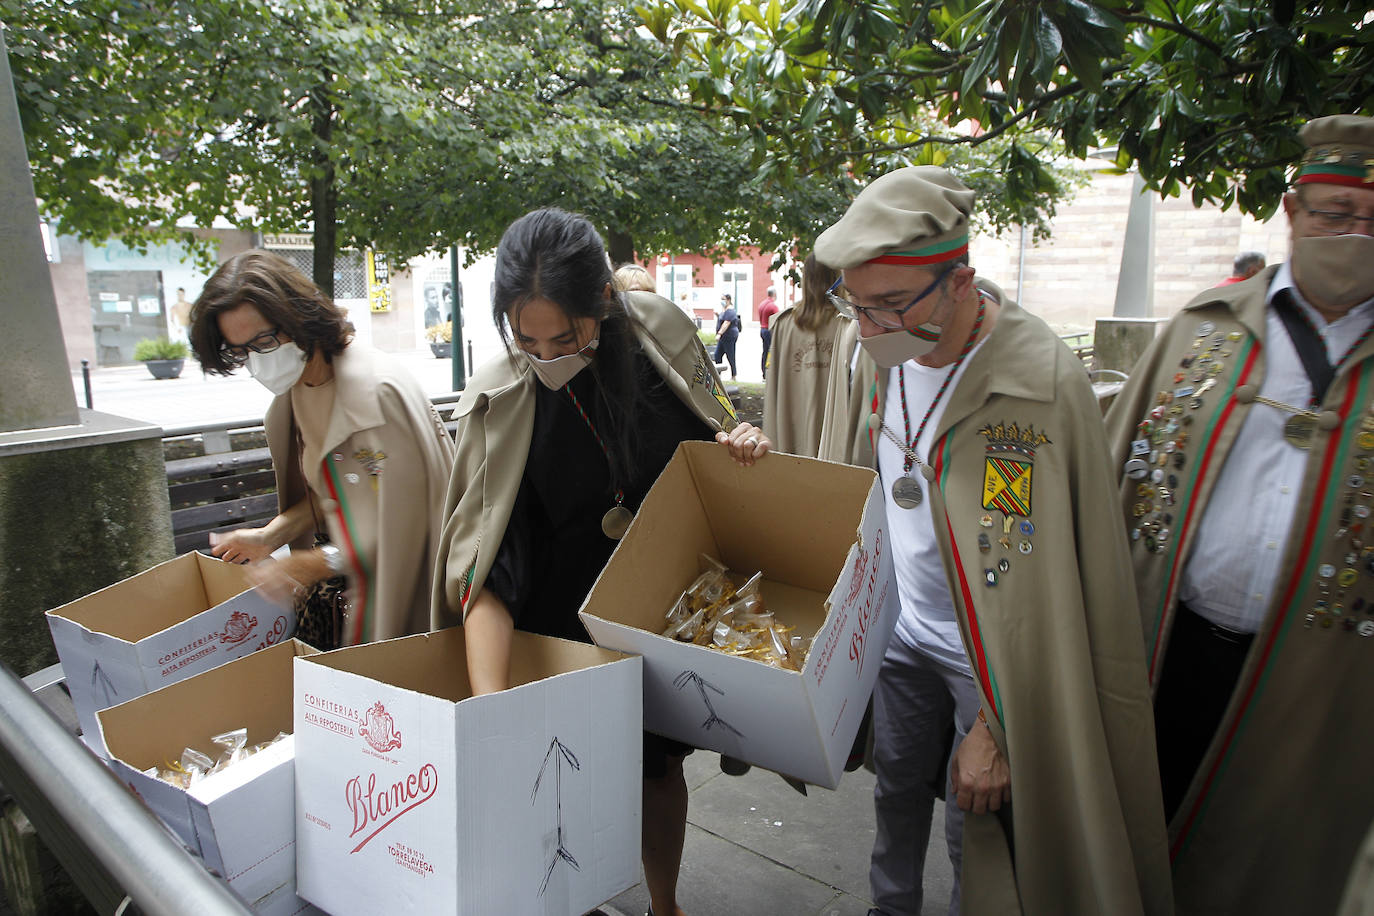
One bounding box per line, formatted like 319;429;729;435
48;551;294;757
579;441;900;789
293;627;641;916
98;638;321;916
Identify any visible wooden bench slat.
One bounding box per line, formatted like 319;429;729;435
168;470;277;508
164;447;273;481
171;493;279;530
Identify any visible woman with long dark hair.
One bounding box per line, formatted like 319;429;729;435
434;208;768;916
190;250;455;647
762;253;846;457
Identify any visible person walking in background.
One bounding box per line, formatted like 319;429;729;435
189;250;456;648
762;255;843;457
614;262;658;294
170;287;193;344
1218;250;1266;286
758;285;779;378
817;166;1171;916
434;208;769;916
714;293;739;379
1105;113;1374;916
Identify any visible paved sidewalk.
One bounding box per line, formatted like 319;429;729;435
68;342;957;916
607;753;953;916
70;333;769;430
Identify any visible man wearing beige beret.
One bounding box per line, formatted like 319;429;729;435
817;166;1172;916
1105;113;1374;915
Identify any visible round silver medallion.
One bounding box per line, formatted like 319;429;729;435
891;476;923;510
601;505;634;540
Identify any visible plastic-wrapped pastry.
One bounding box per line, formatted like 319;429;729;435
659;555;809;670
147;730;290;787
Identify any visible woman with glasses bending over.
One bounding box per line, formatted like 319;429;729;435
189;250;455;648
434;209;769;916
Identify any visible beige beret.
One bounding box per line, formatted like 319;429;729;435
815;166;976;270
1297;114;1374;188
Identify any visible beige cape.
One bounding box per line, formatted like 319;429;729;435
763;307;846;457
822;290;1173;916
265;344;456;645
1105;266;1374;914
432;291;739;627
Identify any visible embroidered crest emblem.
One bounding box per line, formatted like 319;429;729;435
982;456;1033;516
692;357;738;424
976;421;1052;458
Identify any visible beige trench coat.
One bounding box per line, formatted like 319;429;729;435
763;307;846;457
821;291;1173;916
432;291;739;627
1104;265;1374;915
265;344;456;645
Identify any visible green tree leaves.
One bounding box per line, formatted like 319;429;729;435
6;0;852;286
644;0;1373;224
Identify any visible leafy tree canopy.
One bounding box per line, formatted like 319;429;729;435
637;0;1374;220
3;0;854;284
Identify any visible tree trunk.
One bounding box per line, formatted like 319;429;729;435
309;75;337;299
605;227;635;268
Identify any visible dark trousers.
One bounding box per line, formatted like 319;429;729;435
714;333;737;378
1153;603;1255;820
760;328;772;377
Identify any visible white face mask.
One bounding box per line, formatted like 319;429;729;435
857;323;943;368
246;342;308;395
1292;234;1374;309
525;338;599;389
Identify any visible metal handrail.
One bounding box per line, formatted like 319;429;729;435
160;391;463;440
0;663;253;916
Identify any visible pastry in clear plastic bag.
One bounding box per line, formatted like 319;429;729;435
659;555;809;670
148;729;291;787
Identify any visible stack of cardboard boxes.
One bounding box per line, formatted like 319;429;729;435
42;444;899;914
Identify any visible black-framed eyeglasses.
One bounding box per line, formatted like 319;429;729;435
826;269;952;329
220;328;283;365
1306;209;1374;236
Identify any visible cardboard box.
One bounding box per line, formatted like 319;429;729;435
579;441;900;789
47;551;294;755
293;628;642;916
98;639;322;916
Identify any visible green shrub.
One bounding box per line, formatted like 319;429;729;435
697;330;717;347
133;336;190;361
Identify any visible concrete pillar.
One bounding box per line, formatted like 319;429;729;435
0;419;174;674
1094;316;1167;376
0;32;173;675
1112;172;1156;319
0;32;78;434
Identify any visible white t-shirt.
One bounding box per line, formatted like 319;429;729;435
877;340;987;674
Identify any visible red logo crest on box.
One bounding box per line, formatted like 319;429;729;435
358;701;403;753
219;610;258;645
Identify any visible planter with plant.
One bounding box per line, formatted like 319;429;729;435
425;321;453;358
134;336;190;379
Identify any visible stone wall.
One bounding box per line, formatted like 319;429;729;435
970;167;1291;335
0;433;173;675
